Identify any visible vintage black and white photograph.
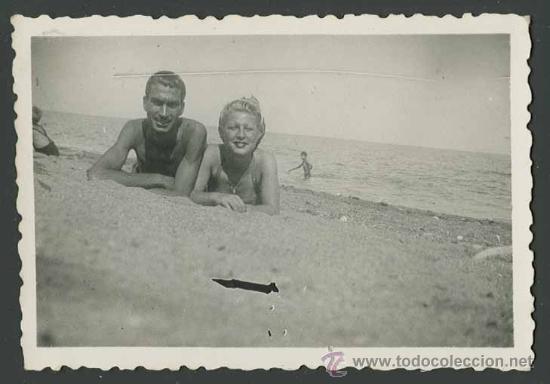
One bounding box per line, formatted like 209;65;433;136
14;15;532;370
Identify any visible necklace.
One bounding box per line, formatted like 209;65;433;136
221;150;254;195
229;181;240;194
225;166;249;194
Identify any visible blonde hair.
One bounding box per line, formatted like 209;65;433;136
219;96;265;132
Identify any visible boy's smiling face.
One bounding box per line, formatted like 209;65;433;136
219;111;264;156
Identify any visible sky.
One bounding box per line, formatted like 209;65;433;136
32;34;510;154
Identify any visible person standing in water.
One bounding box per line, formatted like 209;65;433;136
87;71;207;195
288;151;313;180
191;96;280;215
32;106;59;156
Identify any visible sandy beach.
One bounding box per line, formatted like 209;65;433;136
33;145;513;348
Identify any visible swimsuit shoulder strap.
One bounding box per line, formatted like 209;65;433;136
141;119;149;158
141;118;147;137
176;118;184;142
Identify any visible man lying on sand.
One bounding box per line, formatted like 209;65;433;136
33;106;59;156
191;96;280;215
87;71;206;195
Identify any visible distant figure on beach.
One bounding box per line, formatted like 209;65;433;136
288;151;313;179
191;96;280;215
32;106;59;156
87;71;206;195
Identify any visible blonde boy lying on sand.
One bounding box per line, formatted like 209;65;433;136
87;71;207;195
191;97;280;215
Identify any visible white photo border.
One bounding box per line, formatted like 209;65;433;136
12;14;533;371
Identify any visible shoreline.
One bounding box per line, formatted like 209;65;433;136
40;108;511;222
280;183;512;226
57;144;512;226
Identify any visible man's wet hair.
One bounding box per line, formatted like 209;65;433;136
219;96;265;131
145;71;186;101
301;151;308;157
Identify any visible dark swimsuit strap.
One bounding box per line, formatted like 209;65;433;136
142;119;180;151
140;118;183;176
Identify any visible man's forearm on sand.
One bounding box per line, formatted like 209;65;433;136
87;169;173;189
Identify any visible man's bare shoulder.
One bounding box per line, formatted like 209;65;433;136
122;118;143;131
117;119;143;147
204;143;220;158
195;144;219;169
181;117;206;135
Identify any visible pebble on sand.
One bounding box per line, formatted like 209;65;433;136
473;245;513;261
457;235;464;241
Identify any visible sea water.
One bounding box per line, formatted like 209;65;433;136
40;111;511;222
265;133;511;222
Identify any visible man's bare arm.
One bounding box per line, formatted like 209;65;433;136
87;122;173;189
173;123;207;196
190;145;218;205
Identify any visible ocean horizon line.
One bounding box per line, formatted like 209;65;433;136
40;109;510;157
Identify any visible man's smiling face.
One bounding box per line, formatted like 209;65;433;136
143;83;184;133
